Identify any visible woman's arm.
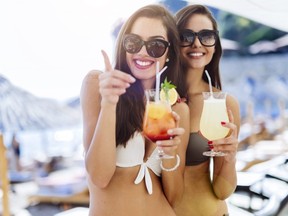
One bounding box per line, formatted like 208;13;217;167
81;50;135;188
161;102;190;207
80;71;118;188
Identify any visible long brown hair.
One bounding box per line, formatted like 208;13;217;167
113;4;186;146
175;4;223;90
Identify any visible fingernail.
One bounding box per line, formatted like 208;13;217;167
130;76;136;82
167;129;173;134
208;141;213;144
156;141;161;145
221;121;226;125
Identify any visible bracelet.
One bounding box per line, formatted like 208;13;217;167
160;154;180;172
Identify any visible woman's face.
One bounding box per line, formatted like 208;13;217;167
125;17;169;89
181;14;215;71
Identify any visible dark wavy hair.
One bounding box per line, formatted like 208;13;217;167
175;4;223;90
113;4;187;146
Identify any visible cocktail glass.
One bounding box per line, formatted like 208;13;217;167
200;92;229;157
143;89;176;159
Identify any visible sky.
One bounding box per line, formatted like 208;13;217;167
0;0;155;101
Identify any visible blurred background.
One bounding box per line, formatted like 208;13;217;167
0;0;288;215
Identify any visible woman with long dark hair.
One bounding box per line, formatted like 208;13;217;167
80;4;190;216
174;5;240;216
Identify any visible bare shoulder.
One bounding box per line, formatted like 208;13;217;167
226;93;241;128
172;101;190;130
172;101;190;116
81;70;102;94
226;94;240;111
80;70;103;107
82;70;102;85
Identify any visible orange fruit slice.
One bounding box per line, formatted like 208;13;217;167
160;88;178;105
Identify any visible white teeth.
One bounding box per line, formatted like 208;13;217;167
135;60;152;66
189;52;203;57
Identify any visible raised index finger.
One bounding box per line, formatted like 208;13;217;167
101;50;113;72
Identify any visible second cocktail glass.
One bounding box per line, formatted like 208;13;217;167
200;92;229;157
143;89;176;159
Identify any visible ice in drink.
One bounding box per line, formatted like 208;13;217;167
143;101;176;142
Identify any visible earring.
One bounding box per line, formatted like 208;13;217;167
166;58;170;63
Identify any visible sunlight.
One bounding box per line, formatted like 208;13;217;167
0;0;156;101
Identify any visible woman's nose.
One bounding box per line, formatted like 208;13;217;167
138;44;149;56
192;36;202;47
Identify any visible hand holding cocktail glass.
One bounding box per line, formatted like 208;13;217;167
143;62;183;159
143;89;176;159
199;70;230;157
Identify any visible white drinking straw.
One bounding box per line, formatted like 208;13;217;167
204;70;214;98
155;61;167;102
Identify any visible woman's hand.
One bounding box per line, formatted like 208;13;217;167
100;50;135;106
210;109;238;162
156;111;185;157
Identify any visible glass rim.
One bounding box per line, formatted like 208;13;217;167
202;91;227;99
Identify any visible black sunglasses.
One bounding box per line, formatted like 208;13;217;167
123;34;170;58
180;29;219;47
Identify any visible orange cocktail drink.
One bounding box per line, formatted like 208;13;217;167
143;101;176;142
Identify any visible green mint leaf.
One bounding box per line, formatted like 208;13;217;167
161;77;176;101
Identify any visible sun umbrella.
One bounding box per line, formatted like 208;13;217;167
0;75;81;215
0;76;81;132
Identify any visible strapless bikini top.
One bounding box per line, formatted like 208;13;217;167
116;132;161;194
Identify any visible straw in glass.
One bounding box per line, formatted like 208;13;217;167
155;61;168;102
204;70;214;98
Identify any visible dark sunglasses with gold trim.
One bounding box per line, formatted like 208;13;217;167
180;29;219;47
123;34;170;58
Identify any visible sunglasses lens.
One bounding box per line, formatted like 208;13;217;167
123;35;142;54
147;40;167;58
199;31;217;46
180;31;195;47
180;30;218;47
123;34;169;58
